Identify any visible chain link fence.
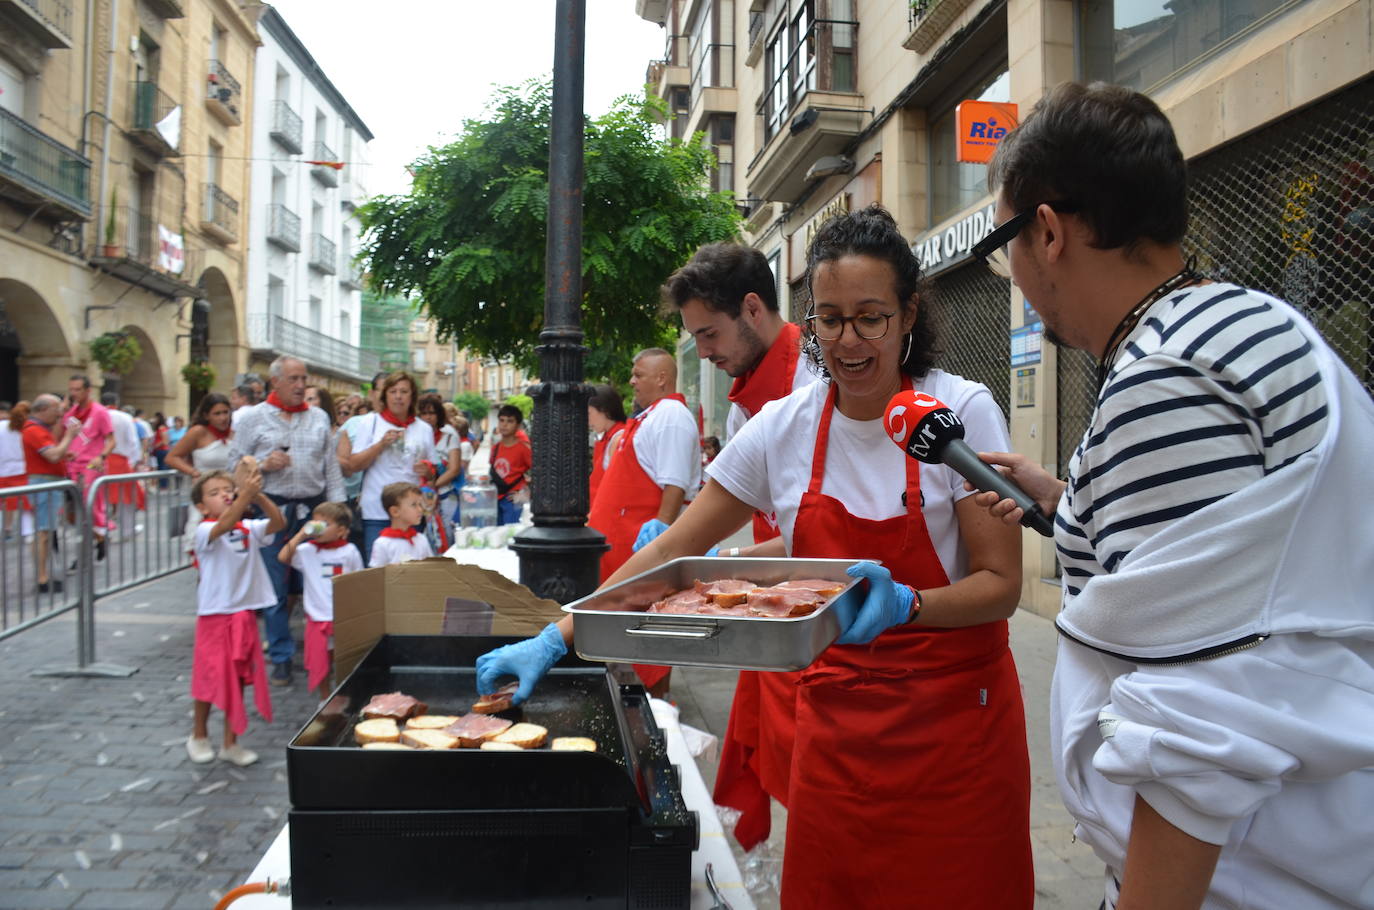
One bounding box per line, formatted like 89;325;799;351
1057;76;1374;472
930;265;1012;419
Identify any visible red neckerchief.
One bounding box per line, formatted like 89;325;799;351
379;409;414;428
728;321;802;420
432;426;444;444
380;526;418;543
68;401;92;421
267;391;308;413
312;538;350;550
203;423;231;443
201;517;249;549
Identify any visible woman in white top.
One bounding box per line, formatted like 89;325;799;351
337;371;438;563
0;401;32;539
166;393;234;544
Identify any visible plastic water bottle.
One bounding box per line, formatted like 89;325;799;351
459;477;498;528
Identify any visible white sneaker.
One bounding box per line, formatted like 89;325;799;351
218;743;259;767
186;736;214;764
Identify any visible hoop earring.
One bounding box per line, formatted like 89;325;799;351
901;332;913;363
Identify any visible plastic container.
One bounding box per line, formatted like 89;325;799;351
458;477;498;528
302;520;327;538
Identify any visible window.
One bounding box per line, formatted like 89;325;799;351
1080;0;1297;91
0;54;25;116
709;116;735;194
340;310;351;344
267;276;285;320
760;1;858;143
929;68;1009;224
309;296;322;333
412;347;427;370
688;0;735;107
274;66;289;101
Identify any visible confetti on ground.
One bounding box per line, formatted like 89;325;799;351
11;775;43;787
109;833;122;852
82;791;112;804
195;851;209;866
263;806;279;820
119;777;152;793
74;850;91;869
55;873;69;889
112;630;126;637
131;692;145;703
227;769;247;782
96;752;110;766
197;780;228;795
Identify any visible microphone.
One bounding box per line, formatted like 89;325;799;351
883;391;1055;537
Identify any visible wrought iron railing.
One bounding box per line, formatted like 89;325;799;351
270;99;303;153
0;107;90;215
340;256;364;289
311;140;339;186
202;183;238;240
206;59;242;120
308;232;337;273
266;203;300;251
132;81;178;135
247;313;380;379
14;0;73;40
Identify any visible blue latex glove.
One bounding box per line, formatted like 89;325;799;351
836;561;915;645
632;518;671;552
474;622;567;705
704;546;720;557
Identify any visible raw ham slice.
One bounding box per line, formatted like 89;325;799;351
649;589;709;614
696;601;752;617
746;586;822;617
361;692;429;720
445;713;514;747
780;578;846;598
693;578;758;607
472;681;519;715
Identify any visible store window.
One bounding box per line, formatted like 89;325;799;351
1079;0;1299;91
929;68;1009;225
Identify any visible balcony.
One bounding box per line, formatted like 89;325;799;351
904;0;975;53
248;313;379;383
143;0;184;18
746;11;764;66
205;60;242;126
310;140;338;187
688;43;736;126
130;81;181;157
649;33;690;100
0;0;73;48
308;233;336;274
266;203;301;252
0;107;90;219
748;18;865;203
340;256;364;289
89;207;203;298
200;182;238;244
270;100;303;154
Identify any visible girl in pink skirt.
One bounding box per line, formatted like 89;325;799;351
187;467;285;766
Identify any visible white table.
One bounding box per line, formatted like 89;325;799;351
234;697;752;909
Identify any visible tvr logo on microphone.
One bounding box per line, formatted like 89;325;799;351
886;405;908;444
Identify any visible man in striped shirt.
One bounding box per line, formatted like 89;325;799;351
971;82;1374;909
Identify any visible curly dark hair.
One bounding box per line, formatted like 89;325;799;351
802;204;939;380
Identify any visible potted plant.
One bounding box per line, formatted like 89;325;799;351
181;359;216;391
88;331;142;377
102;188;120;258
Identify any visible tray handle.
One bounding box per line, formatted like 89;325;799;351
625;624;720;640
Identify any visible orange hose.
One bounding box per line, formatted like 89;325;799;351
213;882;268;910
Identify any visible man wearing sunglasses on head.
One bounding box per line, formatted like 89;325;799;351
970;81;1374;910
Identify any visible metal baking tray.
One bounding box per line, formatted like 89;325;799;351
562;557;866;672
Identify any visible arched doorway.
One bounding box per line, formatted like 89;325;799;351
196;267;239;413
0;279;74;401
118;325;165;414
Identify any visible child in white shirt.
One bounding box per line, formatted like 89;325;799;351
187;466;285;767
278;501;363;700
368;481;434;568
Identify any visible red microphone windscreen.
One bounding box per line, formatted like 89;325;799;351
883;390;948;448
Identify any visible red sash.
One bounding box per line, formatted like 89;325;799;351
267;391;307;413
588;421;625;504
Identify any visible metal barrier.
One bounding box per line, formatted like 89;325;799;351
85;469;193;604
0;480;86;652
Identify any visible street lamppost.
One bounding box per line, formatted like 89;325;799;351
511;0;607;602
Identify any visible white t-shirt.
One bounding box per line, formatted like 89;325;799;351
369;532;434;568
0;419;24;476
290;540;364;622
632;397;702;497
706;370;1010;580
724;358;823;441
193;518;277;616
352;414;439;520
231;407;248;430
109;409;141;460
434;425;464;493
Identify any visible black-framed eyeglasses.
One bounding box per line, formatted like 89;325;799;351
804;310;898;341
971;200;1080;278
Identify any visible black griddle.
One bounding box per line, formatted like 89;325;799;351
286;635;696;909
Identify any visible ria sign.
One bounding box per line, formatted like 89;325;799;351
956;100;1018;164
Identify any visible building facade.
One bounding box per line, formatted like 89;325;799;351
243;5;372;396
640;0;1374;616
1;0;260;416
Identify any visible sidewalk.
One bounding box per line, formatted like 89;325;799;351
0;564;1103;909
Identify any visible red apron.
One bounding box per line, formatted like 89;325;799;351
102;454;146;508
588;421;625;505
778;383;1032;909
587;396;687;689
713;323;805;849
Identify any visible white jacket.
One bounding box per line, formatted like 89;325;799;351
1053;294;1374;908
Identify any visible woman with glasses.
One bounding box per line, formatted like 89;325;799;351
476;205;1032;908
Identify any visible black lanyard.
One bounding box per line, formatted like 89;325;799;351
1096;259;1200;392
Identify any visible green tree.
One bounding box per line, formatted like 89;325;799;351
452;390;491;420
503;393;534;424
358;80;740;383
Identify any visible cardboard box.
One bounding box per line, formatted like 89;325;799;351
332;557;563;681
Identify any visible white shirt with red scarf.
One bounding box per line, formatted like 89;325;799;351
290;539;364;622
369;528;434;568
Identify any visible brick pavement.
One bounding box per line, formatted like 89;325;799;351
0;560;1103;909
